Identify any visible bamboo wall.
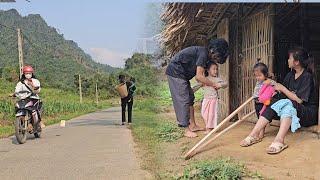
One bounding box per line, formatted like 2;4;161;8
240;9;273;115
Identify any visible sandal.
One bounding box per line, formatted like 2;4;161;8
266;142;288;154
240;136;262;147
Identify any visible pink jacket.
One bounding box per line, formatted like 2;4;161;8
258;83;275;115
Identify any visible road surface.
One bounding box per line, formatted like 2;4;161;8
0;107;151;180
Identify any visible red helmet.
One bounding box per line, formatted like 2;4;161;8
23;65;34;74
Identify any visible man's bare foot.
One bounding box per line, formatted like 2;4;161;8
184;129;198;138
189;125;205;132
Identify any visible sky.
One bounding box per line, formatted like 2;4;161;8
0;0;159;67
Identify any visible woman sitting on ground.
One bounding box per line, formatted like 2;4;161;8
240;47;318;154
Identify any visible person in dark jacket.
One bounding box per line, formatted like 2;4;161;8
165;38;229;138
119;75;136;125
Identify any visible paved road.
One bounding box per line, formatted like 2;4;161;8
0;107;152;180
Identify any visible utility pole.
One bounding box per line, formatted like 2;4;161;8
79;74;83;103
17;28;24;78
95;83;99;104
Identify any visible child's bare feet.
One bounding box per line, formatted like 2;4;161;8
204;128;213;134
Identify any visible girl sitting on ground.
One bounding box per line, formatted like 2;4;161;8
200;62;228;134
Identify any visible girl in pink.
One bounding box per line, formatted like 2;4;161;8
201;62;228;134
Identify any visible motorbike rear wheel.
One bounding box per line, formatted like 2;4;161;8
15;116;27;144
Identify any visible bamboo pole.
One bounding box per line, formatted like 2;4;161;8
268;4;275;74
17;28;24;78
187;110;256;159
95;83;99;104
79;74;83;103
184;96;254;159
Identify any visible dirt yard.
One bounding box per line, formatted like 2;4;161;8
158;105;320;180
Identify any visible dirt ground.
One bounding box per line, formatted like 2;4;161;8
158;105;320;180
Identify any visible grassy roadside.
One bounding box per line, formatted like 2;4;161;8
131;97;184;178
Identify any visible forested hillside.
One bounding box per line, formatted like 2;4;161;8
0;9;117;89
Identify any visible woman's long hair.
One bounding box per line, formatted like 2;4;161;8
288;47;314;74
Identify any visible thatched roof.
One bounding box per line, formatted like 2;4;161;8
161;3;236;56
161;3;277;56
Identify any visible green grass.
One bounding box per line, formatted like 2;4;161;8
156;80;204;107
176;157;245;180
156;122;184;142
131;110;161;175
0;125;14;137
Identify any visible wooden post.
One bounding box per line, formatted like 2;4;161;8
318;85;320;137
95;83;99;104
217;18;230;120
79;74;83;103
17;28;24;78
268;4;275;74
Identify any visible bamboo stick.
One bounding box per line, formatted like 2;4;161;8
186;111;255;159
184;96;254;159
317;85;320;136
17;28;24;78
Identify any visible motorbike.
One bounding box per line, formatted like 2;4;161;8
13;91;42;144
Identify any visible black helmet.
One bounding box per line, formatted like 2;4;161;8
208;38;229;64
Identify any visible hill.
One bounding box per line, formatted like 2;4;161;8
0;9;117;89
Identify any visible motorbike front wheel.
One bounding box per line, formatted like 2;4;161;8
15;116;27;144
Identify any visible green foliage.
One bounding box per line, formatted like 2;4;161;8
134;98;159;112
157;81;172;106
1;66;19;82
177;158;245;180
156;122;183;142
125;53;152;70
